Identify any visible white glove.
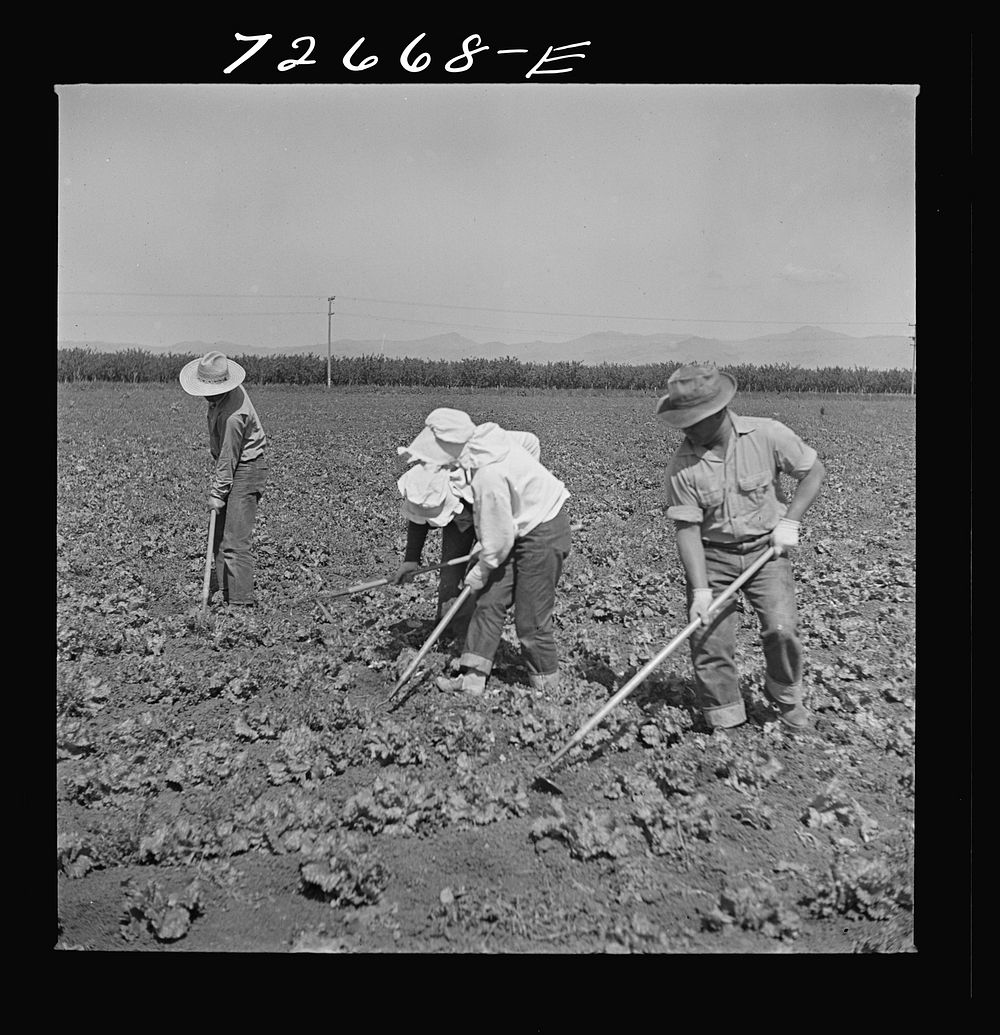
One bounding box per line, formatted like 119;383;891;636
462;564;488;593
771;518;800;556
689;588;714;626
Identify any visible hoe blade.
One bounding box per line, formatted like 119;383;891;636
531;769;565;796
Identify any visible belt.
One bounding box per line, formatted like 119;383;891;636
702;533;771;554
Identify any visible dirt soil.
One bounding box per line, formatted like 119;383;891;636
56;385;916;953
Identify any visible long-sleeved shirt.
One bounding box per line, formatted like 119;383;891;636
206;386;267;501
665;414;817;543
401;428;542;563
459;423;569;571
404;503;474;562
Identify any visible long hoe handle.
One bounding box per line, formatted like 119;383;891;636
387;584;474;702
322;549;481;599
535;546;777;784
201;509;217;612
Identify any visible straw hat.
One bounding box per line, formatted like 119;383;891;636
397;464;464;527
179;351;246;396
398;408;477;466
655;363;737;428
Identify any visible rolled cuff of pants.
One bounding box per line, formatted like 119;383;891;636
764;673;803;706
702;700;747;729
459;652;493;676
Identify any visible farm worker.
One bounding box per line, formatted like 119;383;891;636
658;363;826;732
398;408;571;695
179;351;267;606
391;421;543;646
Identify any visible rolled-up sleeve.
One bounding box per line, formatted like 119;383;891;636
472;469;516;569
771;421;818;478
666;467;703;524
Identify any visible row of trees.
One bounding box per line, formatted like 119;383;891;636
56;348;913;394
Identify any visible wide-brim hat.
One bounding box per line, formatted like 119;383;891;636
399;496;464;528
397;407;477;466
397;427;466;467
655;363;737;428
179;351;246;396
397;465;464;527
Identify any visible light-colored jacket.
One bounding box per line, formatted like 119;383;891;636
456;423;568;571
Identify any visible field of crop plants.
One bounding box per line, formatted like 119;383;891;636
56;383;915;953
56;347;914;394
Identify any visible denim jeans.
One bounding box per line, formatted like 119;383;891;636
461;507;571;679
687;539;803;728
437;517;477;644
210;457;267;604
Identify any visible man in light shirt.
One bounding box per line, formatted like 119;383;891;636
659;363;825;732
397;408;571;695
391;424;542;647
180;351;268;606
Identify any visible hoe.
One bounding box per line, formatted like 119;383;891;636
201;509;217;612
532;547;776;795
383;542;481;704
385;585;474;705
321;549;480;599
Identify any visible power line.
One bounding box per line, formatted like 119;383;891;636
59;291;323;300
56;289;912;328
60;310;322;317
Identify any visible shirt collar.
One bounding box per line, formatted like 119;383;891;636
678;412;751;458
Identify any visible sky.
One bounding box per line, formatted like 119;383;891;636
57;83;917;350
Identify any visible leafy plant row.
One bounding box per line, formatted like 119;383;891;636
56;348;914;394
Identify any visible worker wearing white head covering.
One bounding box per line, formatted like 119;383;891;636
402;413;571;697
392;412;544;651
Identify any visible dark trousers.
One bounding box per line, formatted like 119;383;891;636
460;507;571;678
438;517;477;643
210;457;267;604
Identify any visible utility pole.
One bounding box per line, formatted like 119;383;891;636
327;296;335;390
909;324;916;397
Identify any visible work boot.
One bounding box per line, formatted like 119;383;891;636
764;675;809;731
435;670;487;696
711;722;748;741
528;669;561;692
776;700;811;732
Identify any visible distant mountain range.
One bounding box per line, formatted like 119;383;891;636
57;325;913;370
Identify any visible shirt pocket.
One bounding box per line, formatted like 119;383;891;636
693;476;725;511
736;469;779;527
738;469;773;501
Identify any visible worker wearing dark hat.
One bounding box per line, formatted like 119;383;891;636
657;363;826;732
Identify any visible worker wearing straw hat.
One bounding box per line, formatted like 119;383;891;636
397;408;570;696
657;363;825;732
179;351;268;606
392;415;542;647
